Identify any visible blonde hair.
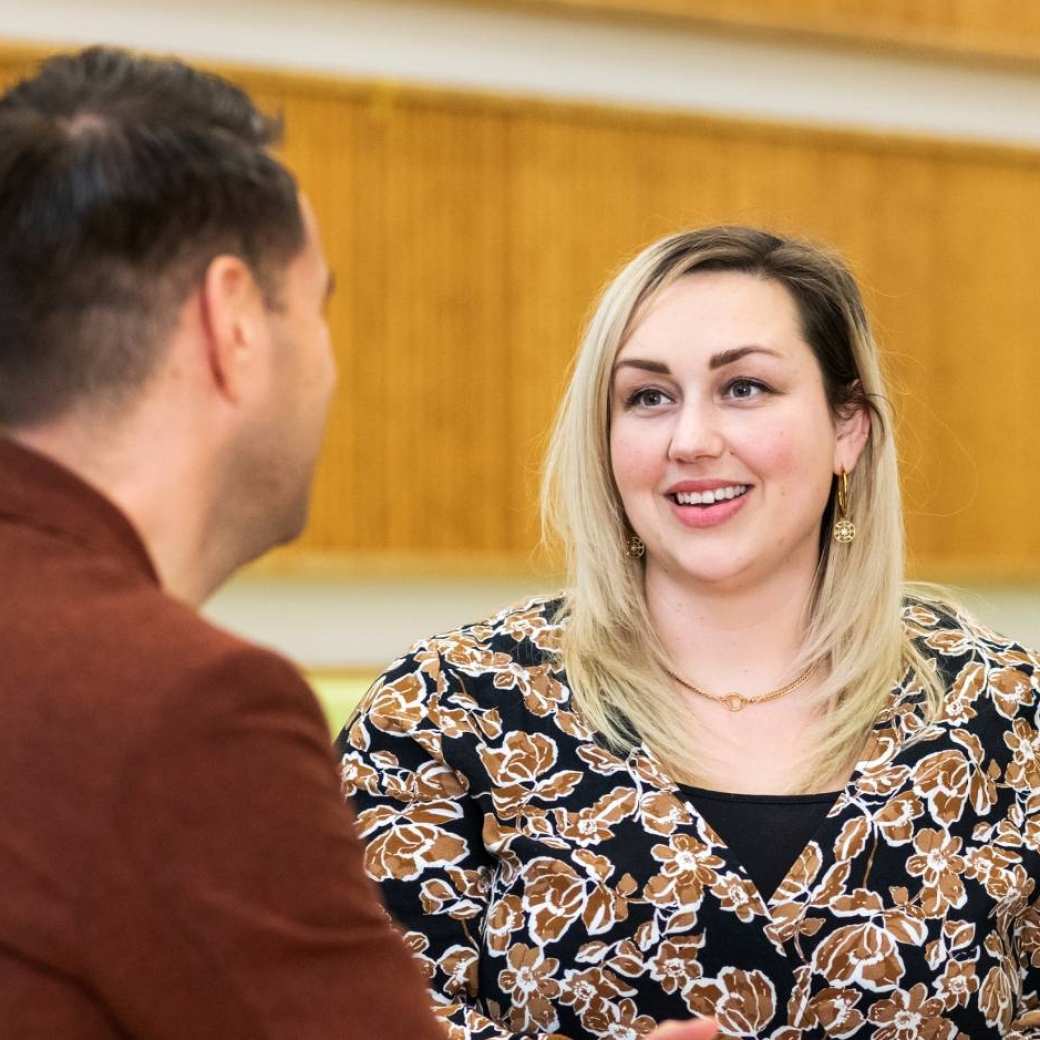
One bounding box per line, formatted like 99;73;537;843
541;226;945;791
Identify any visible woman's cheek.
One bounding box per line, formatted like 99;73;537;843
732;420;797;480
611;425;661;491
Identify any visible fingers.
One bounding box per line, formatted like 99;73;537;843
648;1018;719;1040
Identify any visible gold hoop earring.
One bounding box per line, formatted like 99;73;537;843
625;534;645;559
832;470;856;544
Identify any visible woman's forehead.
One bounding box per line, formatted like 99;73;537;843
617;271;805;362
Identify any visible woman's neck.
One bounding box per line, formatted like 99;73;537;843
645;557;816;694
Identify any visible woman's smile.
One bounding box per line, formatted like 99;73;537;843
665;480;752;528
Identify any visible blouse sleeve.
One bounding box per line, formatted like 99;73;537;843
335;645;573;1040
1005;794;1040;1039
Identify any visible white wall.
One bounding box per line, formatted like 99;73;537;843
5;0;1040;665
201;575;1040;672
5;0;1040;146
205;574;551;669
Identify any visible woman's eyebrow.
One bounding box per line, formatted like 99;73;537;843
612;358;671;375
709;345;780;370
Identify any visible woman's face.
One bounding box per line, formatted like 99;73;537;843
609;270;867;594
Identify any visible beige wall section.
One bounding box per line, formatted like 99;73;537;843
473;0;1040;66
7;2;1040;149
204;576;1040;674
3;42;1040;580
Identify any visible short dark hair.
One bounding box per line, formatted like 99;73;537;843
0;46;305;425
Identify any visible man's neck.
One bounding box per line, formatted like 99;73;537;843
8;418;232;607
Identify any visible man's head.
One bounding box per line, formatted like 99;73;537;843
217;194;337;555
0;47;337;587
0;46;307;424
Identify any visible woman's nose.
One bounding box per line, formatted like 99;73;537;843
667;402;725;462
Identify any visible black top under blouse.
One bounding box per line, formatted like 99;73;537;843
677;784;841;901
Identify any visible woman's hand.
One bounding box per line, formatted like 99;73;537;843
647;1019;718;1040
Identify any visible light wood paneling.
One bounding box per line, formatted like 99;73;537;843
463;0;1040;67
3;43;1040;578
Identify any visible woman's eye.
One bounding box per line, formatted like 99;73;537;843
725;378;768;400
627;387;670;408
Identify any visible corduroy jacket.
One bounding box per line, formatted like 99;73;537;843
0;436;441;1040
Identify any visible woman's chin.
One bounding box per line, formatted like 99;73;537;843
649;552;758;591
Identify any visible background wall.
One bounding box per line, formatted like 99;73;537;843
4;0;1040;727
471;0;1040;65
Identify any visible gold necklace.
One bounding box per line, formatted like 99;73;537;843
665;662;816;713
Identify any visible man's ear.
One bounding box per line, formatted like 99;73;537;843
197;255;268;404
834;399;871;474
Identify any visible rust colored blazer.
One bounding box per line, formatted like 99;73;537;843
0;436;442;1040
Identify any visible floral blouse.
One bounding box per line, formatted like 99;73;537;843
336;597;1040;1040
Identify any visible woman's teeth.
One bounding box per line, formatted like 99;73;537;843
673;485;749;506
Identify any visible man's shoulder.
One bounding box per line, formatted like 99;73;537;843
0;530;325;940
2;526;316;754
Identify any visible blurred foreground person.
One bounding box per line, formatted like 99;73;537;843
340;227;1040;1038
0;46;444;1040
0;46;716;1040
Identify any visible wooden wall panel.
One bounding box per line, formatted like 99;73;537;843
3;44;1040;578
469;0;1040;66
297;96;512;556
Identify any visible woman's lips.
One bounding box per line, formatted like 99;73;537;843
667;487;751;528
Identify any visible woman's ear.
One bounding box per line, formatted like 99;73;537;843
833;398;871;475
197;255;268;404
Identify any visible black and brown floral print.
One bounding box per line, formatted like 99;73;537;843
336;598;1040;1039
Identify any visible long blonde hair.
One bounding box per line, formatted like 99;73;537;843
541;226;945;790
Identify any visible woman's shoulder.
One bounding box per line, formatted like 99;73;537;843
388;593;566;672
902;594;1037;659
348;594;576;744
902;593;1040;720
368;593;569;706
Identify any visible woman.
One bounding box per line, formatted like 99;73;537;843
337;227;1040;1039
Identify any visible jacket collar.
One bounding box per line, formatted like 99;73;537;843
0;435;159;585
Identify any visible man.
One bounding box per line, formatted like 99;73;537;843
0;46;715;1040
0;45;445;1040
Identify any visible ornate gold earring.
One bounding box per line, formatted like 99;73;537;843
832;469;856;544
625;534;646;559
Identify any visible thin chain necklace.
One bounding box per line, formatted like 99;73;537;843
665;661;816;713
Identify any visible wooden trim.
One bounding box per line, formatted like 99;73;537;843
241;548;561;581
244;550;1040;588
908;561;1040;587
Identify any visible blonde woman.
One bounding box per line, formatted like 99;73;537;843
338;227;1040;1040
